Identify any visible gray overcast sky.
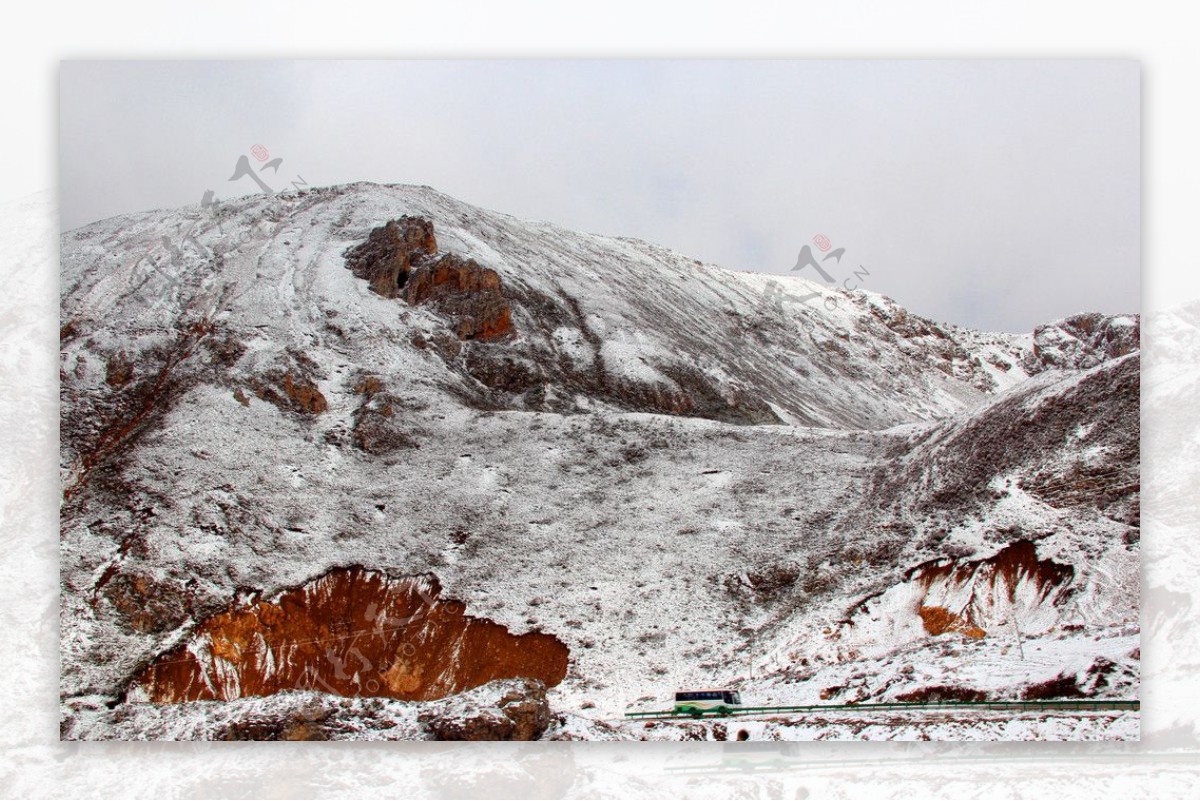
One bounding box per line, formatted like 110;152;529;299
59;60;1139;333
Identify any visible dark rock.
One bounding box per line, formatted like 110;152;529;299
218;710;333;741
895;685;988;703
345;218;515;341
1021;674;1084;700
419;678;553;741
1023;313;1140;373
248;351;328;416
350;374;419;454
105;350;133;387
100;571;188;634
405;253;515;341
344;216;438;299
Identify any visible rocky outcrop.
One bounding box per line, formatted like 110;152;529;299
862;298;1020;393
419;678;552;741
345;217;514;341
64;678;553;741
128;566;569;704
1023;313;1140;374
98;571;189;635
247;351;328;416
344;219;780;420
406;253;514;341
344;216;438;299
349;375;419;454
825;539;1077;666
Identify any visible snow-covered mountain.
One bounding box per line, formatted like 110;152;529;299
58;183;1139;740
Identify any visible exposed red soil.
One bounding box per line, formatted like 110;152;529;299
910;539;1073;601
908;540;1074;638
918;606;987;639
130;566;569;704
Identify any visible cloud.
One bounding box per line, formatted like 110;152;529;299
59;60;1139;333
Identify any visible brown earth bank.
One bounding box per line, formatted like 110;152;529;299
911;539;1074;601
128;566;569;704
910;539;1075;636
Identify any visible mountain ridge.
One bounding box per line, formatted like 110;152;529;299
58;182;1139;739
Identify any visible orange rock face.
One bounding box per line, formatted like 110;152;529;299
281;372;328;414
344;218;515;341
343;216;439;299
129;567;569;704
404;254;514;341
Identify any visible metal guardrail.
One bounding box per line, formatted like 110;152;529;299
624;699;1140;720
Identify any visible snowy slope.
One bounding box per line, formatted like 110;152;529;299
59;183;1029;439
58;183;1138;739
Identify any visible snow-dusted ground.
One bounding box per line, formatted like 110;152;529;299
553;709;1139;742
57;183;1139;740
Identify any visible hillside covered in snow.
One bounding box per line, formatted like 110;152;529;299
58;183;1139;740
